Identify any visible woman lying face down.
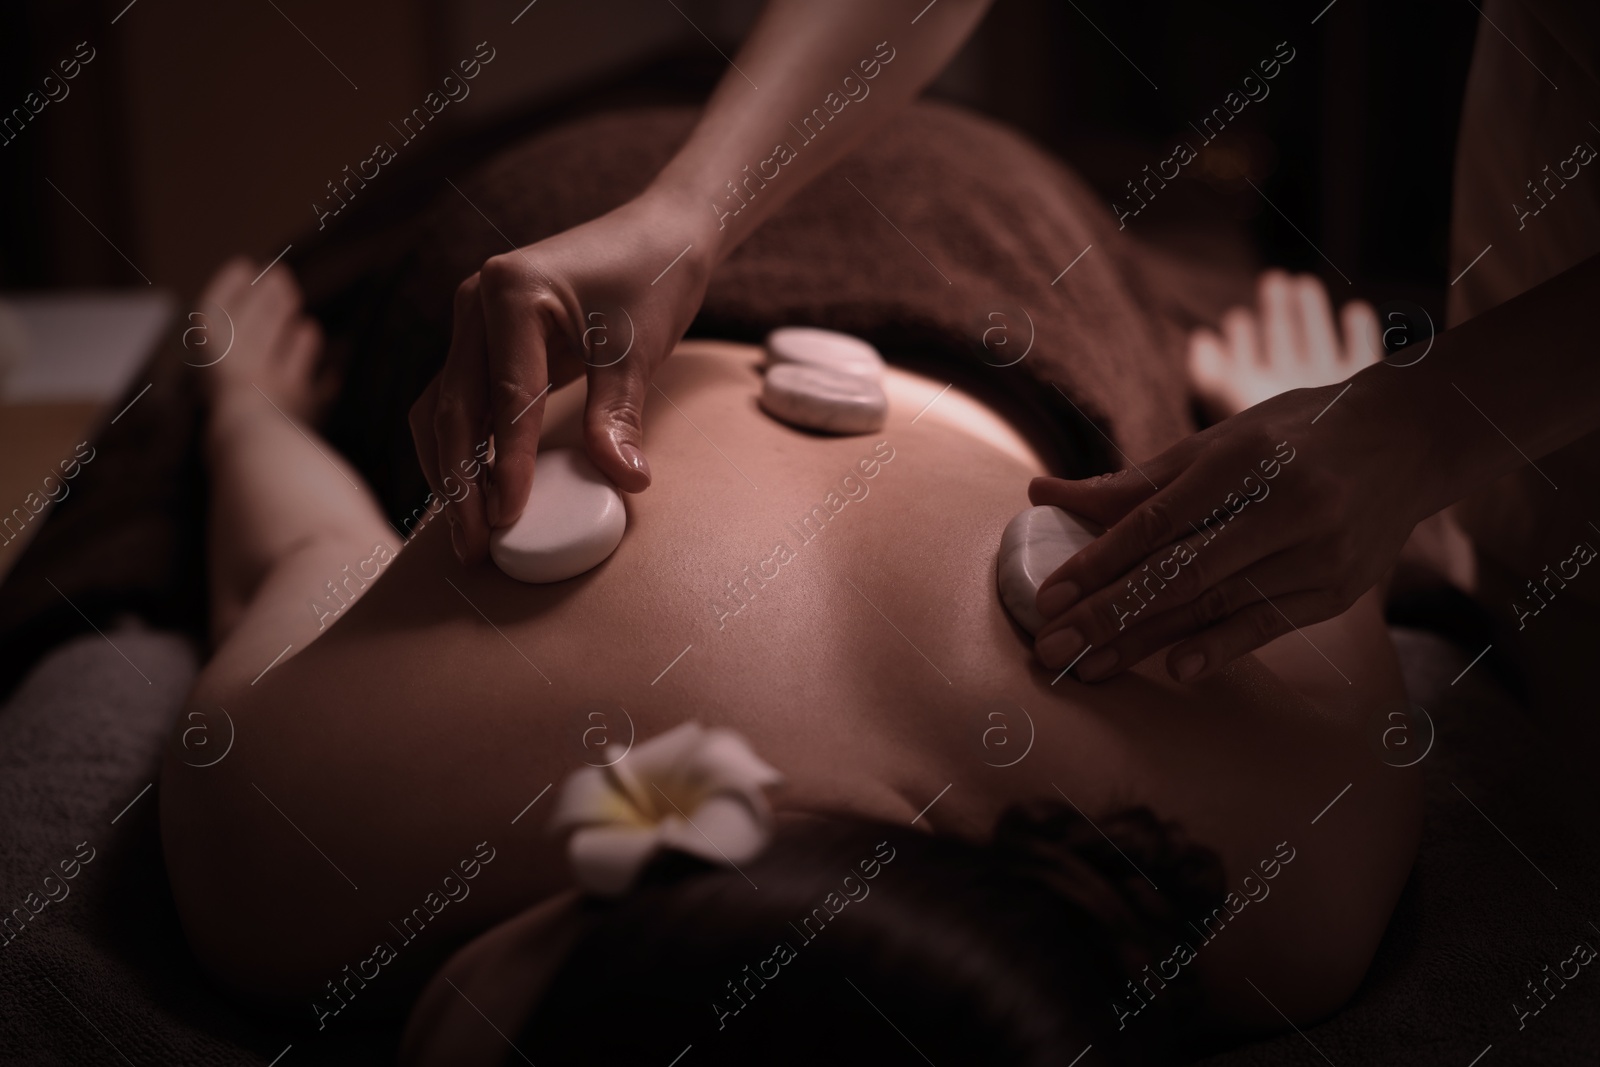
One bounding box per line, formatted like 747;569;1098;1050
159;261;1420;1064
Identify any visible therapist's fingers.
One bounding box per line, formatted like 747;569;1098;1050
1066;549;1305;682
1165;589;1336;683
1033;462;1306;664
1028;469;1155;529
1033;502;1296;671
409;373;444;496
1028;437;1203;605
434;274;493;562
1027;434;1198;529
1033;515;1219;657
479;256;555;531
583;358;652;493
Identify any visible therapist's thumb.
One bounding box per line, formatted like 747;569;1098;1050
583;363;651;493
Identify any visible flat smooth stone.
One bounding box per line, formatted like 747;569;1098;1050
759;363;888;435
996;505;1101;634
764;327;885;379
490;448;627;583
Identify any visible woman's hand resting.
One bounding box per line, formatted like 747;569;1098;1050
410;192;714;563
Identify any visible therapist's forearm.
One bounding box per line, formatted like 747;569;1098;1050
1349;251;1600;518
644;0;994;259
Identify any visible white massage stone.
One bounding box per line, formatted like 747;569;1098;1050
489;448;626;583
764;327;885;379
996;506;1100;634
760;363;888;435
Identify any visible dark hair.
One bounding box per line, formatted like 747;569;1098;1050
517;802;1225;1065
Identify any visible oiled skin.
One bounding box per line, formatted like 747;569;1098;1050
161;342;1418;1030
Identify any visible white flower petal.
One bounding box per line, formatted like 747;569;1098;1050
609;721;707;801
632;721;711;773
551;765;638;831
568;824;664;896
552;723;785;892
686;728;785;795
657;794;773;867
609;723;783;821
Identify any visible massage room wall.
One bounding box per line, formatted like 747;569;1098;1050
0;0;1477;313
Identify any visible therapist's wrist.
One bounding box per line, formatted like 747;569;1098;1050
1347;337;1494;523
635;174;738;269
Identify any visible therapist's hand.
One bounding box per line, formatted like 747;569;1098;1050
410;192;713;563
1029;382;1434;683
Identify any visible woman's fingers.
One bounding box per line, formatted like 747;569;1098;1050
434;274;493;562
1028;437;1205;613
1221;306;1261;368
1293;275;1341;372
1340;300;1383;368
583;359;652;493
199;257;255;311
479;255;556;531
1186;328;1231;410
282;317;322;381
1028;472;1164;616
1067;549;1305;681
1025;372;1422;681
233;264;299;353
409;373;444;496
1165;590;1334;683
1028;467;1157;528
1033;469;1301;669
1259;269;1298;367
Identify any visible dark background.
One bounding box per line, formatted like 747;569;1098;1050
0;0;1480;317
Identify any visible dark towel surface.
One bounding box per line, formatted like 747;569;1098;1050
0;624;391;1065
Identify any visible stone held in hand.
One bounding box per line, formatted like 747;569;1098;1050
996;505;1101;635
759;363;888;435
764;326;885;379
490;448;627;583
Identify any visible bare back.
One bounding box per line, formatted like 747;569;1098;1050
162;341;1419;1029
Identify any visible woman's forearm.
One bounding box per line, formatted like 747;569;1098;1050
423;0;994;530
1350;251;1600;518
202;392;397;648
645;0;995;260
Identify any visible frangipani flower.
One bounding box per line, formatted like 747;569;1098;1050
551;722;784;896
